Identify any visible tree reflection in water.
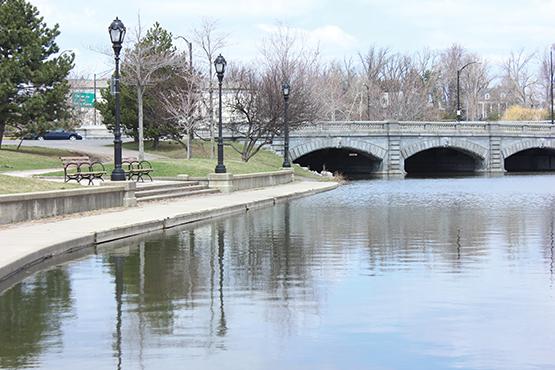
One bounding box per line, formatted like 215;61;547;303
3;177;555;369
0;269;73;369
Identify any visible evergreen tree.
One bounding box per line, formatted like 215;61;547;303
97;22;184;149
0;0;74;148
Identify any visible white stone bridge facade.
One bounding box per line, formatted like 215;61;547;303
270;121;555;175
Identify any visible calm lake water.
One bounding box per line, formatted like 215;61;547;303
2;175;555;370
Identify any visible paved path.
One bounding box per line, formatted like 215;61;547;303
3;139;166;161
0;181;338;284
3;168;62;178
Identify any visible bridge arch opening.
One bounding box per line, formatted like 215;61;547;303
293;148;382;178
505;148;555;172
404;147;484;175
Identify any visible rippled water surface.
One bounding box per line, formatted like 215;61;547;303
2;175;555;370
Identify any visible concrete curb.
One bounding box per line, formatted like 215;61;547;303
0;182;338;288
0;235;95;285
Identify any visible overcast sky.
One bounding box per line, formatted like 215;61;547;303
30;0;555;78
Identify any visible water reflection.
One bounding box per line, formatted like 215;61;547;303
2;175;555;369
0;269;73;369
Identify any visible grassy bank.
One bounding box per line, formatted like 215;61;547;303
117;140;325;179
0;145;81;172
0;174;80;194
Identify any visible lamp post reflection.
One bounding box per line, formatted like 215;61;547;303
217;224;227;337
114;256;124;370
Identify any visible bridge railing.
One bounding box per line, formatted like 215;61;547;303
290;121;555;137
194;121;555;139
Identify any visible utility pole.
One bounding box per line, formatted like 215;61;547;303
456;61;479;122
175;35;193;71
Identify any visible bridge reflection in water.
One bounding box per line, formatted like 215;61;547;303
1;176;555;369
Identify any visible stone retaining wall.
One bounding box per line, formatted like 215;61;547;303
208;169;294;193
0;184;135;225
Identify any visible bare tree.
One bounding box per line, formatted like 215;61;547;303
226;25;321;161
192;18;228;159
316;59;363;120
159;64;204;159
537;47;554;112
359;46;390;119
501;49;538;107
437;44;467;116
226;66;277;161
461;60;492;120
122;16;183;160
355;47;441;120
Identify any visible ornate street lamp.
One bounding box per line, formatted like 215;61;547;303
214;54;227;173
282;82;291;168
108;17;126;181
456;61;478;122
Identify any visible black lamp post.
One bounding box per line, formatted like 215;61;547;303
282;82;291;168
109;17;126;181
456;61;478;122
214;54;227;174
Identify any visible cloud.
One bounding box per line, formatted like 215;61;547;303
141;0;318;18
257;23;358;53
28;0;555;73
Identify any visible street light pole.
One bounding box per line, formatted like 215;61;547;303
214;54;227;174
109;17;127;181
456;61;478;122
175;36;193;71
282;82;291;168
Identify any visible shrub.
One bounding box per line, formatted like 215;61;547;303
501;105;548;121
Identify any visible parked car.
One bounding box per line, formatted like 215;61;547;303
35;129;83;140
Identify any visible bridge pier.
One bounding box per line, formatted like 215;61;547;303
386;122;405;177
488;124;506;173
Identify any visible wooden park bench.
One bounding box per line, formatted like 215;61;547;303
60;156;106;185
122;157;154;182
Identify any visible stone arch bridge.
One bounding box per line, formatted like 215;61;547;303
269;121;555;176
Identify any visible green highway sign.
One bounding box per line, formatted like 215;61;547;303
72;92;95;107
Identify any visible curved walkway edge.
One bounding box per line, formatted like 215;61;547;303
0;181;339;287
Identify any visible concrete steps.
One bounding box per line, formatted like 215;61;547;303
135;181;219;203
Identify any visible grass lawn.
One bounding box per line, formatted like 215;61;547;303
85;140;328;179
0;145;82;172
0;174;81;194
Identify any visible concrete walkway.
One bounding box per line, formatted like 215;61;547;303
0;181;338;284
3;139;167;161
3;168;62;178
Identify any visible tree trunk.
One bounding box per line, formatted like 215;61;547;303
137;86;145;161
0;121;5;149
189;129;194;159
242;137;249;162
153;136;159;149
186;129;191;160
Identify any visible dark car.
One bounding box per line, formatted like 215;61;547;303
36;129;83;140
